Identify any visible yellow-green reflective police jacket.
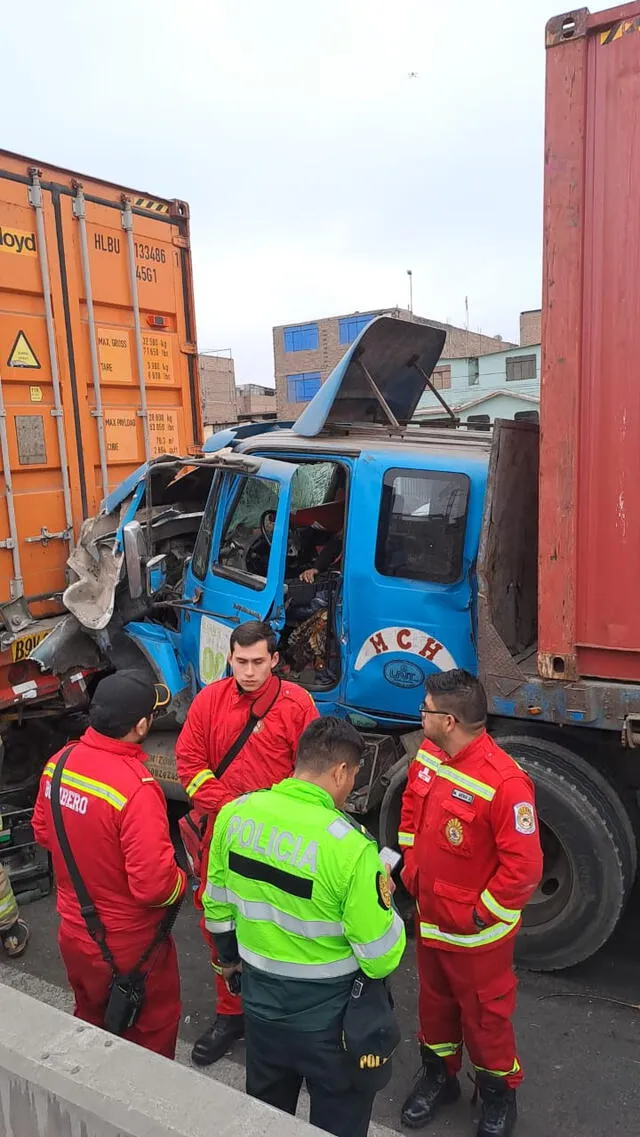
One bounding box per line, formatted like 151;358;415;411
204;778;406;983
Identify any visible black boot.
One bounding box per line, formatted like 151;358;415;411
191;1014;244;1066
476;1071;517;1137
401;1045;461;1129
0;918;29;958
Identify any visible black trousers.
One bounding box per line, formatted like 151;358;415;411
245;1014;376;1137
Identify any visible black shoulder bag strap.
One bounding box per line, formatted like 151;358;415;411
50;746;182;976
213;677;282;781
50;745;117;973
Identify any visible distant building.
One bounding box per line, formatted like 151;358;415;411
199;353;277;437
414;333;541;429
272;308;515;420
199;352;238;431
520;308;542;347
236;384;277;422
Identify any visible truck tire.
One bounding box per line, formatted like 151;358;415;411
495;734;637;971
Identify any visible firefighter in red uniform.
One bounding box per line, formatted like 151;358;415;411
175;619;319;1067
399;670;543;1137
33;671;187;1059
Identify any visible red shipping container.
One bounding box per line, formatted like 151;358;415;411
539;3;640;683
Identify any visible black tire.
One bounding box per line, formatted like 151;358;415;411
495;734;637;971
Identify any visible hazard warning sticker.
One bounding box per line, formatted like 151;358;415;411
7;331;40;369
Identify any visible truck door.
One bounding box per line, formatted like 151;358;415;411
180;456;298;687
290;312;470;720
343;452;483;721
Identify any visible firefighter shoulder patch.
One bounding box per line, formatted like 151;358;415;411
376;871;391;910
513;802;536;835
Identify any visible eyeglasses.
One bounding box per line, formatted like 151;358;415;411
418;703;458;723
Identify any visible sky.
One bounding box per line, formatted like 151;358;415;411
1;0;555;386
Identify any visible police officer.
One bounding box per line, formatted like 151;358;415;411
203;716;406;1137
32;671;187;1058
399;670;543;1137
176;619;318;1066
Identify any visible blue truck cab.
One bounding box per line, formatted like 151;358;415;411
38;316;640;972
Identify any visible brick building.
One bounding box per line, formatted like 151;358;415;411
520;309;542;347
199;353;277;436
199;353;238;430
236;384;277;422
272;308;515;420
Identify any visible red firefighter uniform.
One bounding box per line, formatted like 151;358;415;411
399;731;543;1086
32;728;186;1059
175;673;318;1014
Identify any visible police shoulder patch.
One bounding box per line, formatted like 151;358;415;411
513;801;536;835
376;871;391;910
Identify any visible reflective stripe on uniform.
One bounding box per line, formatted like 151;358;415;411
205;918;236;933
238;943;360;979
327;817;352;839
43;762;127;812
398;831;414;847
185;768;216;798
0;864;19;931
157;872;183;908
419;919;515;949
206;882;228;904
480;889;520;924
415;750;496;802
473;1058;521;1078
426;1041;463;1058
351;910;405;960
206;884;344;939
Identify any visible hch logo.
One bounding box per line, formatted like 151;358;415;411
0;227;37;256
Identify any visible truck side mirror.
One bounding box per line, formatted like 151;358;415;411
123;521;147;599
145;554;167;596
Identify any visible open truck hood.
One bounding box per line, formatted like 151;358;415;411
292;315;446;437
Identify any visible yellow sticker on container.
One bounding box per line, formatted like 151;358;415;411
8;331;40;369
29;386;43;402
142;333;173;384
104;412;139;461
97;328;132;383
148;409;179;457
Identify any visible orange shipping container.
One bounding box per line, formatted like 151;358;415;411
0;149;201;613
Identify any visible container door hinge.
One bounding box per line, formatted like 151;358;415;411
25;528;72;546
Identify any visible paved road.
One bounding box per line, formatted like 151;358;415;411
1;885;639;1137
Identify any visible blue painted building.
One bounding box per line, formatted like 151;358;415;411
414;342;541;428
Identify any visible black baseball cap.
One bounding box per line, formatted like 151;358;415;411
89;670;171;739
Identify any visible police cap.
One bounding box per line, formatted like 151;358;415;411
342;974;401;1090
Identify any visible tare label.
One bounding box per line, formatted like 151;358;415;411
0;226;37;256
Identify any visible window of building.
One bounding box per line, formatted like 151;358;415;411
467;413;491;431
339;313;375;345
506;354;537;382
287;372;322;403
431;365;452;391
283;323;319;353
514;410;539;424
468;357;479;386
376;469;469;584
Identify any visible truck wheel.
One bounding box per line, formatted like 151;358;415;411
495;734;637;971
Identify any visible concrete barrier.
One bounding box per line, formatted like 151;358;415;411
0;981;321;1137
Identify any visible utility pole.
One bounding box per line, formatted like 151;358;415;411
407;269;413;314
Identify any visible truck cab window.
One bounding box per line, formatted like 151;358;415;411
376;469;469;584
214;475;281;588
